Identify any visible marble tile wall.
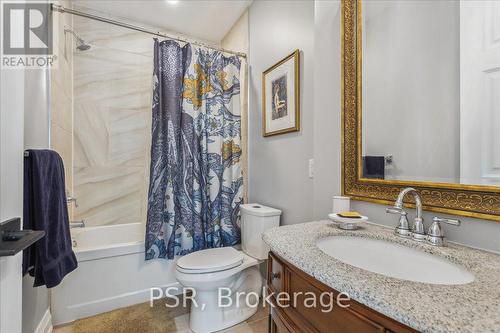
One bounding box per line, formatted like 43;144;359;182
72;13;153;226
51;0;74;218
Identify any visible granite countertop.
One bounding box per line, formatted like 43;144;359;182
262;221;500;333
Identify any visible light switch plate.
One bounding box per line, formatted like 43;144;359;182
308;159;314;178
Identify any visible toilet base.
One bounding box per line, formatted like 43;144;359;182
188;266;262;333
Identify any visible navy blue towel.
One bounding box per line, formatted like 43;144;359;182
23;149;77;288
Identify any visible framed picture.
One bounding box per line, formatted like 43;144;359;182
262;49;300;137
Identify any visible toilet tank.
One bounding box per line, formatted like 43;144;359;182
240;203;281;260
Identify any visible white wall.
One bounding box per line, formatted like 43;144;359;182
23;69;51;333
0;65;25;333
248;0;315;225
248;0;500;253
362;0;460;183
24;70;50;149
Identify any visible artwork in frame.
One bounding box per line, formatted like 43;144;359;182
262;49;300;136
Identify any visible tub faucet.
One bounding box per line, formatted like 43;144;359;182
386;187;425;241
69;220;85;228
67;195;78;208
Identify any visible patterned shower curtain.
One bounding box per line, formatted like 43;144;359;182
145;39;243;260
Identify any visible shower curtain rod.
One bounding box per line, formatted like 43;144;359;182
51;4;247;58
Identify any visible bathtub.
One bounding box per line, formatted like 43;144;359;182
51;223;180;325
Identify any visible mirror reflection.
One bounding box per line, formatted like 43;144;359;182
361;0;500;186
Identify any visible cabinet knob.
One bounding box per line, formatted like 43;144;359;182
271;272;281;280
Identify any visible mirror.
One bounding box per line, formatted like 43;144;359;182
341;0;500;221
361;0;500;186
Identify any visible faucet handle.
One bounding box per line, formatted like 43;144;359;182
67;195;78;208
388;208;412;238
386;207;404;215
432;216;460;226
427;216;460;246
386;206;411;237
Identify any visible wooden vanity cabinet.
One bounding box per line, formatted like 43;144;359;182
267;252;418;333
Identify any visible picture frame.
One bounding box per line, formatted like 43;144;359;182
262;49;300;137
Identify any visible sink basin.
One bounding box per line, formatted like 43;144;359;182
316;236;475;285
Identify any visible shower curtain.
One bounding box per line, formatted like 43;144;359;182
145;39;243;260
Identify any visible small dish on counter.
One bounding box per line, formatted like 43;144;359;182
328;213;368;230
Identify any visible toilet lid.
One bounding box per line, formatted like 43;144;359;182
176;247;244;273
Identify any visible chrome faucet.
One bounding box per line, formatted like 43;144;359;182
69;220;85;228
387;187;461;246
386;187;425;241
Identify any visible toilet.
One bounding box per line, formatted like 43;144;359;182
175;203;281;333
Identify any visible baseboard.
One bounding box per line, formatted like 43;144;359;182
55;282;181;325
34;308;53;333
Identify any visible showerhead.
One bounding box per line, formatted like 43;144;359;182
76;41;91;51
64;28;91;51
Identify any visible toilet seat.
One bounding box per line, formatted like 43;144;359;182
176;247;244;274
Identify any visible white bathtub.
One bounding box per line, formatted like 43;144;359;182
51;223;180;325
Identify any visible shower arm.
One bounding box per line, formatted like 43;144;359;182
64;28;85;45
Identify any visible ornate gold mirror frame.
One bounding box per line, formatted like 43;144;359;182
341;0;500;222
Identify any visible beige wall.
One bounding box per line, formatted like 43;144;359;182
221;11;249;54
222;11;249;203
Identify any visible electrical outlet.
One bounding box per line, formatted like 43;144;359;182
308;159;314;178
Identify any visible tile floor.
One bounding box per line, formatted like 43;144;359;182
53;297;269;333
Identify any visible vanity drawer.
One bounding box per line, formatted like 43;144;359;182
268;252;285;294
288;270;385;333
